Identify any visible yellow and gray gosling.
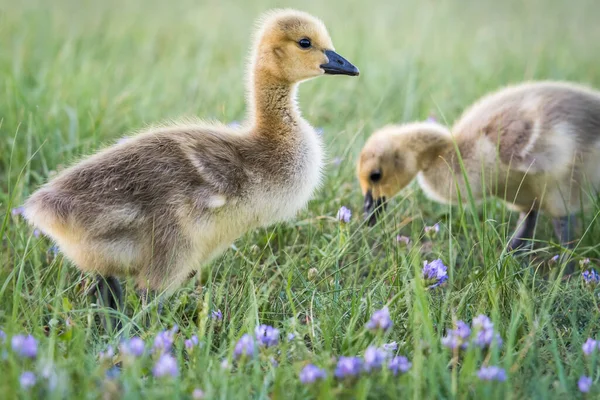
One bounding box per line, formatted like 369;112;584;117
357;81;600;259
23;9;359;318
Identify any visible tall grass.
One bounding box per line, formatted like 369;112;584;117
1;0;600;398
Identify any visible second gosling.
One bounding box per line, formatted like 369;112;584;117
357;81;600;253
23;9;359;310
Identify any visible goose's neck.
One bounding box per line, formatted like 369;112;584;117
248;70;300;133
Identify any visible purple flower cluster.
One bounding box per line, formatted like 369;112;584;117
185;335;199;351
366;306;393;332
396;235;410;246
11;334;38;359
364;346;388;371
579;376;592;393
334;348;412;379
477;366;507;382
299;364;327;384
153;326;178;354
388;356;412;375
211;309;223;321
99;345;114;361
337;206;352;224
234;334;255;360
120;337;145;358
153;354;179;378
255;325;280;348
582;338;599;356
19;371;36;389
442;315;502;350
582;269;600;285
422;259;448;289
335;356;363;379
424;223;440;237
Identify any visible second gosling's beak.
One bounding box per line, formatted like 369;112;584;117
321;50;359;76
364;190;387;226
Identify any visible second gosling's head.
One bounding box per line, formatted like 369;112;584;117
252;9;359;83
357;122;451;225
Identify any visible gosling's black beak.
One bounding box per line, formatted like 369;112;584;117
321;50;359;76
364;190;387;226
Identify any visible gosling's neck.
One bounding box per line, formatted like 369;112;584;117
248;69;301;134
396;125;460;204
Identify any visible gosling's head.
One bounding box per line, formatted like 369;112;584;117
357;123;451;225
251;9;359;83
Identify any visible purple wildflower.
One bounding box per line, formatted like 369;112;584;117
396;235;410;246
472;315;502;348
211;309;223;321
549;255;560;264
287;333;296;341
424;223;440;237
120;337;145;357
422;259;448;289
581;258;591;267
456;321;471;339
579;376;592;393
11;335;38;359
582;270;600;285
364;346;388;372
299;364;327;384
366;306;393;332
234;334;255;360
388;356;412;375
583;338;598;356
185;339;195;351
442;320;471;349
152;354;179;378
269;356;279;367
337;206;352;224
33;229;41;238
255;325;280;348
153;327;177;353
0;330;5;343
441;333;460;349
382;341;398;354
334;356;363;379
99;345;114;361
477;366;507;382
11;207;24;216
19;371;36;389
192;388;205;399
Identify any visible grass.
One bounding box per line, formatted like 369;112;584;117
2;0;600;398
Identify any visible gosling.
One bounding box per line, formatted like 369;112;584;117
24;9;359;312
357;81;600;255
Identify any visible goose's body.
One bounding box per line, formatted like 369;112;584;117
358;81;600;252
422;82;600;216
24;9;359;297
26;120;322;290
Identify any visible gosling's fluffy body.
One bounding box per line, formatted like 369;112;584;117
24;9;355;292
358;81;600;220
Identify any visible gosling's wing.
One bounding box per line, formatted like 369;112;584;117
474;83;600;175
24;127;248;238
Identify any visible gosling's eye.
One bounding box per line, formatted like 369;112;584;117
298;38;312;49
369;170;382;183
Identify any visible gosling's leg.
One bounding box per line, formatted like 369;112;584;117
508;210;539;252
95;275;123;332
552;214;577;275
